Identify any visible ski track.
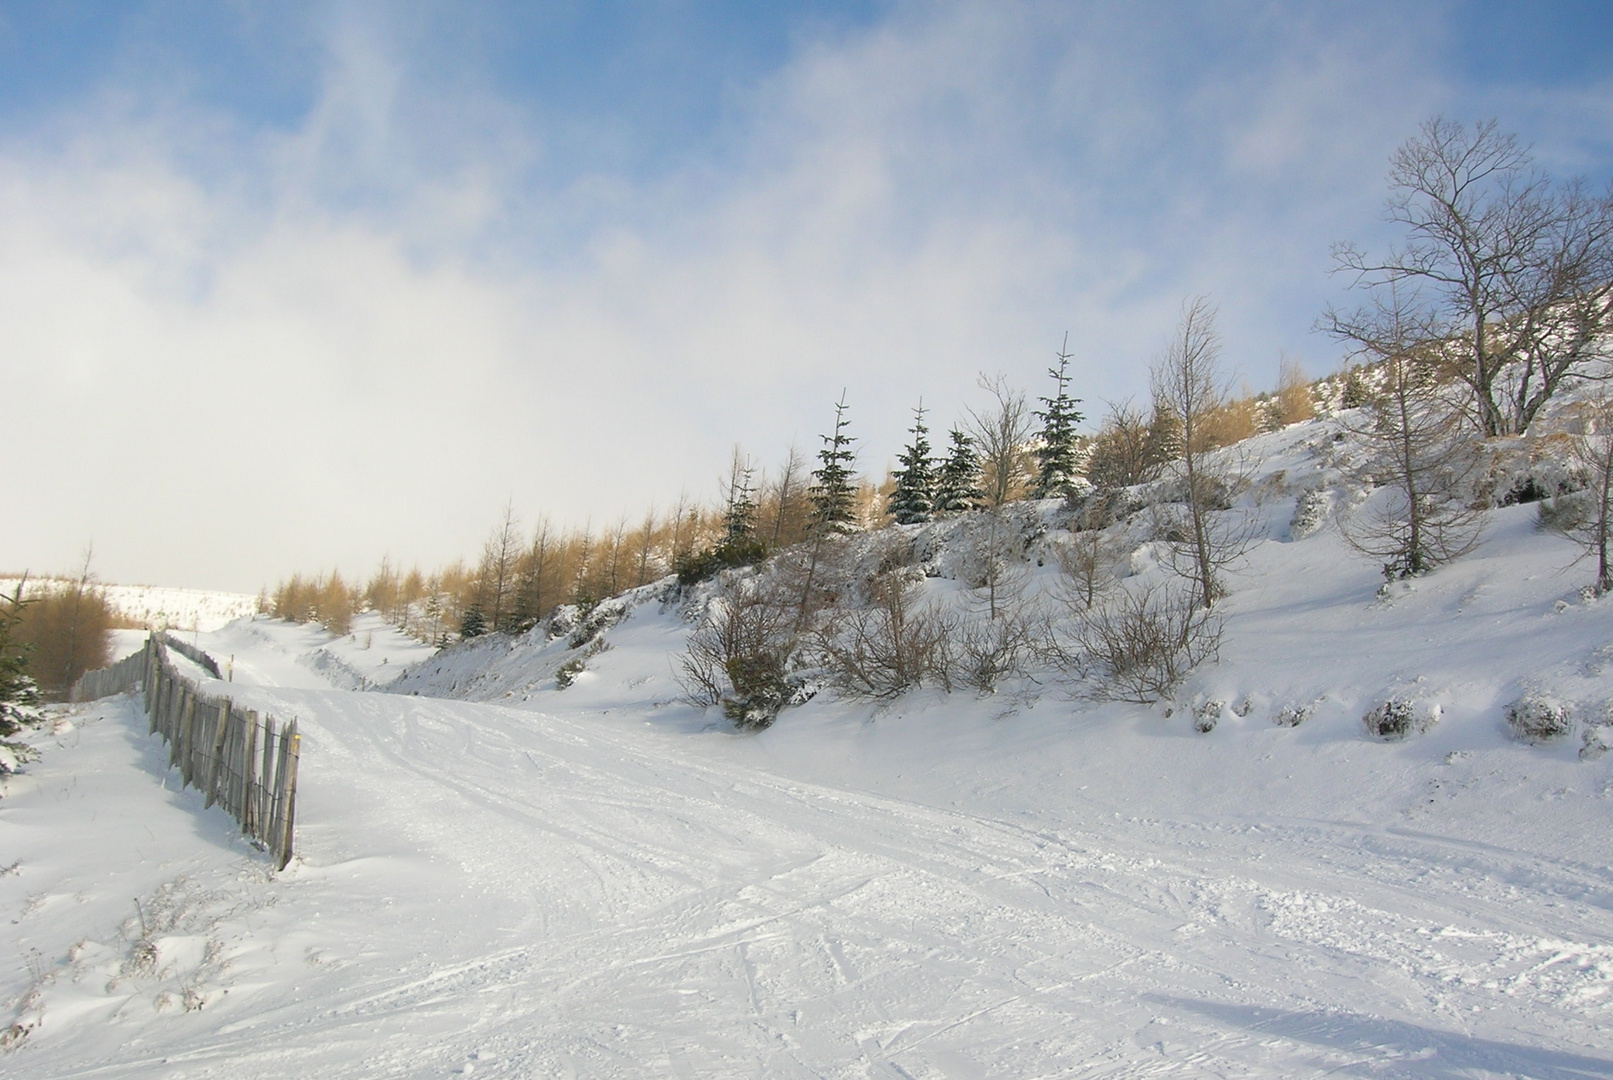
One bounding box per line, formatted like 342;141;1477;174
10;615;1613;1078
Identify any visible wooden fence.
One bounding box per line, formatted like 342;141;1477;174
69;635;301;870
161;632;222;678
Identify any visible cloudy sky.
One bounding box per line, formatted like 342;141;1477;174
2;1;1611;593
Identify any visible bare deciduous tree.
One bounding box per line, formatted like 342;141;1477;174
966;374;1034;510
1338;291;1484;578
1327;116;1613;437
1541;396;1613;594
1151;298;1254;608
765;444;810;547
479;501;522;633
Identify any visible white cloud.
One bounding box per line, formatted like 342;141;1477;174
0;2;1597;590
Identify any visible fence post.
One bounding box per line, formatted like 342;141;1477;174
277;728;300;870
205;700;231;808
178;692;198;786
241;712;259;835
261;722;280;851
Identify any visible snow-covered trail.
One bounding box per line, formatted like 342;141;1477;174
7;609;1613;1077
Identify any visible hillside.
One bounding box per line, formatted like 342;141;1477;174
3;404;1613;1078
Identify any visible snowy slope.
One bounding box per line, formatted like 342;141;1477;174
4;410;1613;1077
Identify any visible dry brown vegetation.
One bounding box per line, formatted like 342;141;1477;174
13;575;115;700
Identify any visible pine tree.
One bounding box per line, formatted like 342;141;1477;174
809;392;859;534
459;604;487;639
933;427;983;514
723;452;759;543
0;579;42;743
1033;335;1085;501
888;402;936;525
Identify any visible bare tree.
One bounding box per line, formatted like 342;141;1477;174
631;505;660;588
1054;520;1119;611
765;444;810;547
1274;355;1316;426
514;517;559;630
479;501;522;632
15;553;114;699
1327;116;1613;437
1338;291;1484;578
959;374;1038;629
1085;398;1171;488
603;514;630;597
1540;396;1613;594
966;373;1034;510
1151;298;1253;608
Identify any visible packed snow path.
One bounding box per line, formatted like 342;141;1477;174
5;614;1613;1077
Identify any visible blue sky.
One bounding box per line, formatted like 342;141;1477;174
2;1;1611;592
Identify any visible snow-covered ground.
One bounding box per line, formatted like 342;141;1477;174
5;415;1613;1077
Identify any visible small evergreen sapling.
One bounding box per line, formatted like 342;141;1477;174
888;403;937;525
1033;336;1085;501
1;580;42;772
933;428;983;515
809;392;859;534
722;451;759;543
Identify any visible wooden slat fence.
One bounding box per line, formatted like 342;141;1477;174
69;646;147;703
160;632;222;678
69;635;301;870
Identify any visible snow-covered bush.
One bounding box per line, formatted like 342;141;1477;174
814;571;954;699
1581;726;1610;761
951;607;1035;694
1362;697;1439;740
1193;700;1223;733
1274;702;1313;727
555;657;586;690
1048;580;1222;703
1503;693;1574;744
1287;489;1330;541
565;597;630;649
677;583;800;731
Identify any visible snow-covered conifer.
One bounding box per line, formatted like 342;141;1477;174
933;428;983;514
888;403;936;525
809;392;859;534
723;450;759;542
1032;337;1084;501
0;580;42;745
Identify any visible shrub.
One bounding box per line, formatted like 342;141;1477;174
1504;693;1573;744
677;582;799;730
815;571;954;699
14;583;114;700
1274;703;1313;727
1047;580;1223;703
555;657;586;689
1193;700;1223;733
1288;489;1330;541
675;536;768;588
952;608;1034;694
1363;697;1438;740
